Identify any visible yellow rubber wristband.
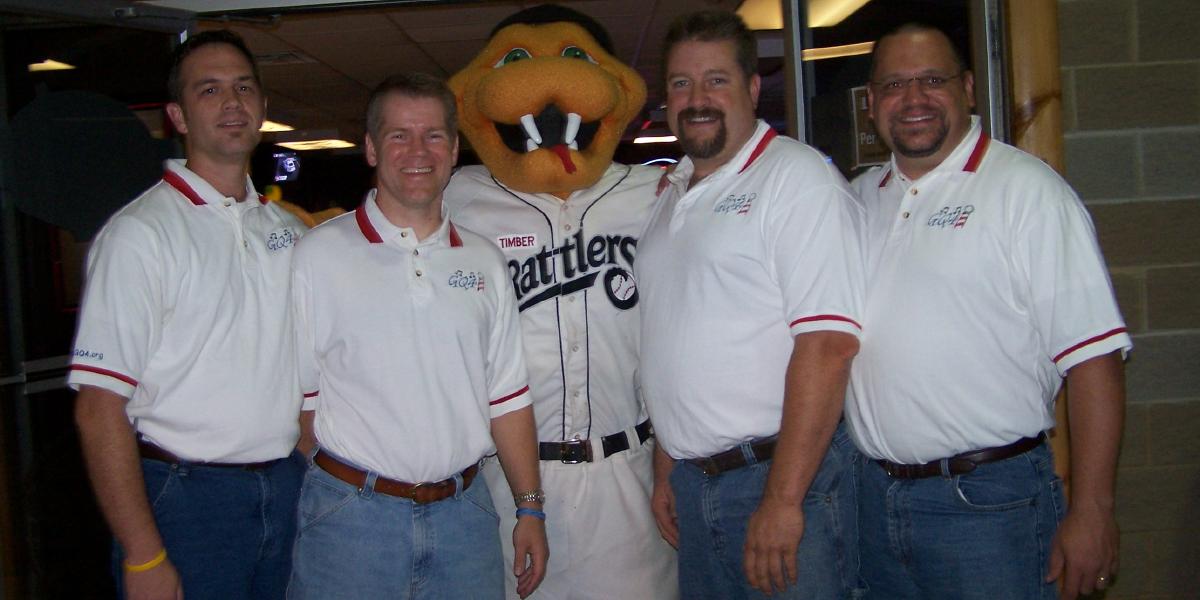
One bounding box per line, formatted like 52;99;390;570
124;548;167;573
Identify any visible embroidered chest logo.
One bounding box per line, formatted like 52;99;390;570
497;234;538;249
713;192;756;216
508;230;639;313
266;227;299;251
448;270;486;292
927;205;975;230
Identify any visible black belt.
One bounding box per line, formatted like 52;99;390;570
137;440;283;471
687;437;777;476
539;420;653;463
876;433;1046;479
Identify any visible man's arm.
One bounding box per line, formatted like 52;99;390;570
1046;351;1124;599
491;405;548;599
74;385;182;600
650;443;679;548
297;409;317;456
743;330;858;595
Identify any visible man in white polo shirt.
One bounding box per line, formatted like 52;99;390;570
70;30;307;599
847;23;1130;600
637;11;866;599
287;72;547;599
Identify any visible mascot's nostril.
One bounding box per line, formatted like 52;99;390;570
495;105;601;153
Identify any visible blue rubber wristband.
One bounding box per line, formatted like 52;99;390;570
515;508;546;521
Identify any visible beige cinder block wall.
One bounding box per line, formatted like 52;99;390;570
1058;0;1200;597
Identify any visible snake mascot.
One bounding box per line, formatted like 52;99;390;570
443;4;678;599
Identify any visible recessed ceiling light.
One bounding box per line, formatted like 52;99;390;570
276;140;356;151
29;59;75;72
260;120;295;132
633;135;678;144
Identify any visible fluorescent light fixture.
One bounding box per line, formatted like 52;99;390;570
802;41;874;61
276;139;355;151
737;0;872;29
809;0;873;27
29;59;76;72
260;120;294;132
633;135;678;144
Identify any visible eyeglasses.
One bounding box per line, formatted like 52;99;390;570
871;73;963;96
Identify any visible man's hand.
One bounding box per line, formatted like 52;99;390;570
650;479;679;548
512;515;548;598
124;557;184;600
651;444;679;547
1046;504;1119;599
743;496;805;595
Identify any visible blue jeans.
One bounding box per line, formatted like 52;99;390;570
857;441;1066;599
287;455;504;600
115;451;305;599
671;423;861;600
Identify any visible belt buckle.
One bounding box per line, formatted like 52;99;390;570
406;480;427;502
560;439;591;464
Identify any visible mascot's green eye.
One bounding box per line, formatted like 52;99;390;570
495;48;532;67
561;46;596;63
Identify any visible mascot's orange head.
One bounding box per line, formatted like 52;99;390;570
449;4;646;198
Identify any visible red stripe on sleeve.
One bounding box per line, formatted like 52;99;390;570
789;314;863;330
68;364;139;387
1052;327;1128;364
489;385;530;406
302;391;319;398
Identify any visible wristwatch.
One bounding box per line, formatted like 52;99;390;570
513;488;546;504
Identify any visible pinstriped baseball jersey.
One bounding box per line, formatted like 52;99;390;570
444;163;662;442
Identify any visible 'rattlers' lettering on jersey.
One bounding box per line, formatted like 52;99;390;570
509;230;638;312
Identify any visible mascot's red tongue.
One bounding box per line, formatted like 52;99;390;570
550;144;577;174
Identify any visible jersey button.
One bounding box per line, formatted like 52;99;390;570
902;212;910;219
415;269;423;277
571;344;580;353
910;189;919;195
401;231;408;238
564;223;573;231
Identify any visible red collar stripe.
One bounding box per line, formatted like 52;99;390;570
1052;327;1127;364
878;169;893;188
449;223;463;248
962;132;990;173
738;128;778;174
355;204;384;243
489;385;529;406
302;390;319;398
162;170;206;206
257;194;268;205
789;314;863;331
68;364;139;387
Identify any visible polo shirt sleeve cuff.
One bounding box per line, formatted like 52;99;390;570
301;390;319;411
66;365;137;398
788;314;863;338
488;385;531;418
1052;327;1133;375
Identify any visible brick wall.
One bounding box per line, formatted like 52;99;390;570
1059;1;1200;597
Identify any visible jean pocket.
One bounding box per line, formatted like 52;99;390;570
952;460;1039;510
463;484;500;522
142;462;178;510
298;469;359;531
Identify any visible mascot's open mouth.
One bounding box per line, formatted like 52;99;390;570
496;104;600;173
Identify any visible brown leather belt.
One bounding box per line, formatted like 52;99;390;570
876;433;1046;479
138;440;282;471
314;450;477;503
539;420;653;463
686;437;778;476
